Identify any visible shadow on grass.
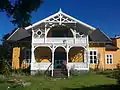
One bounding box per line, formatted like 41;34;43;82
62;84;120;90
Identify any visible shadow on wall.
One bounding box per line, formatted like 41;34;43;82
62;84;120;90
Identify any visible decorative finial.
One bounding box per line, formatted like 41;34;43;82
59;8;62;12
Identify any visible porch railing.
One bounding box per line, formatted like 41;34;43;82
33;37;88;44
67;62;89;70
46;38;74;44
31;62;51;70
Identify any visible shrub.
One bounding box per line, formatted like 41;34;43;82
0;60;12;77
114;64;120;85
0;75;7;83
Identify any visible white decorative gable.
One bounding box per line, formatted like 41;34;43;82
25;9;95;30
45;9;76;24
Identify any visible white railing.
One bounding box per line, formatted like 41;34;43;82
33;37;88;45
67;62;89;70
31;62;52;70
46;38;74;44
33;38;44;43
76;37;87;44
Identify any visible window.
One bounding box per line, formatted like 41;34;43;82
89;50;98;64
24;49;31;64
106;54;113;64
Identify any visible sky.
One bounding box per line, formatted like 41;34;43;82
0;0;120;40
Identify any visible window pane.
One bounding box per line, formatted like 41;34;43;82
107;60;109;64
90;60;93;63
110;60;112;64
94;51;96;55
94;56;97;59
110;59;112;63
90;56;93;59
110;55;112;57
90;51;92;55
94;60;97;64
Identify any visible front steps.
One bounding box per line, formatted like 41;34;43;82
53;69;68;78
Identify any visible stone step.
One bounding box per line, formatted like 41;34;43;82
53;69;68;78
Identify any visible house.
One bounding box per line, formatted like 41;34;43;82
7;9;120;77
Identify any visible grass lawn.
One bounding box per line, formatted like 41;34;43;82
0;72;119;90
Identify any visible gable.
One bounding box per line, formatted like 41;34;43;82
25;9;96;30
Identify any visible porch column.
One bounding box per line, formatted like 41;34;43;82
66;46;70;77
51;45;54;77
31;45;35;63
31;29;36;75
85;48;89;68
31;29;36;63
84;49;87;63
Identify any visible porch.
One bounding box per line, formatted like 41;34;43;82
30;46;89;77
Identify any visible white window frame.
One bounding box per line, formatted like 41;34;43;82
24;49;31;64
88;50;98;64
105;54;113;64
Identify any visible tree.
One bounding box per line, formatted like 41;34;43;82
0;0;43;27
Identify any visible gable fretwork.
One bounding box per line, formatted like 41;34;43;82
28;9;95;47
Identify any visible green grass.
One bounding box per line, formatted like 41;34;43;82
0;73;118;90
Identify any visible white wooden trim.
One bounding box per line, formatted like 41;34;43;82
61;11;96;30
7;28;19;40
25;11;61;30
25;9;96;30
105;54;113;64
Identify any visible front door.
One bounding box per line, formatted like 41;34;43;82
54;52;66;69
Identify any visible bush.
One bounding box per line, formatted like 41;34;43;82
0;75;7;83
114;64;120;85
0;60;12;77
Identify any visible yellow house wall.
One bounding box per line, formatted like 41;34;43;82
12;47;30;69
89;38;120;70
116;38;120;48
89;47;105;70
114;38;120;67
12;47;20;69
105;51;117;69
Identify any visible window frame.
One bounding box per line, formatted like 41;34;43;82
24;49;31;64
105;54;113;64
88;50;98;64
